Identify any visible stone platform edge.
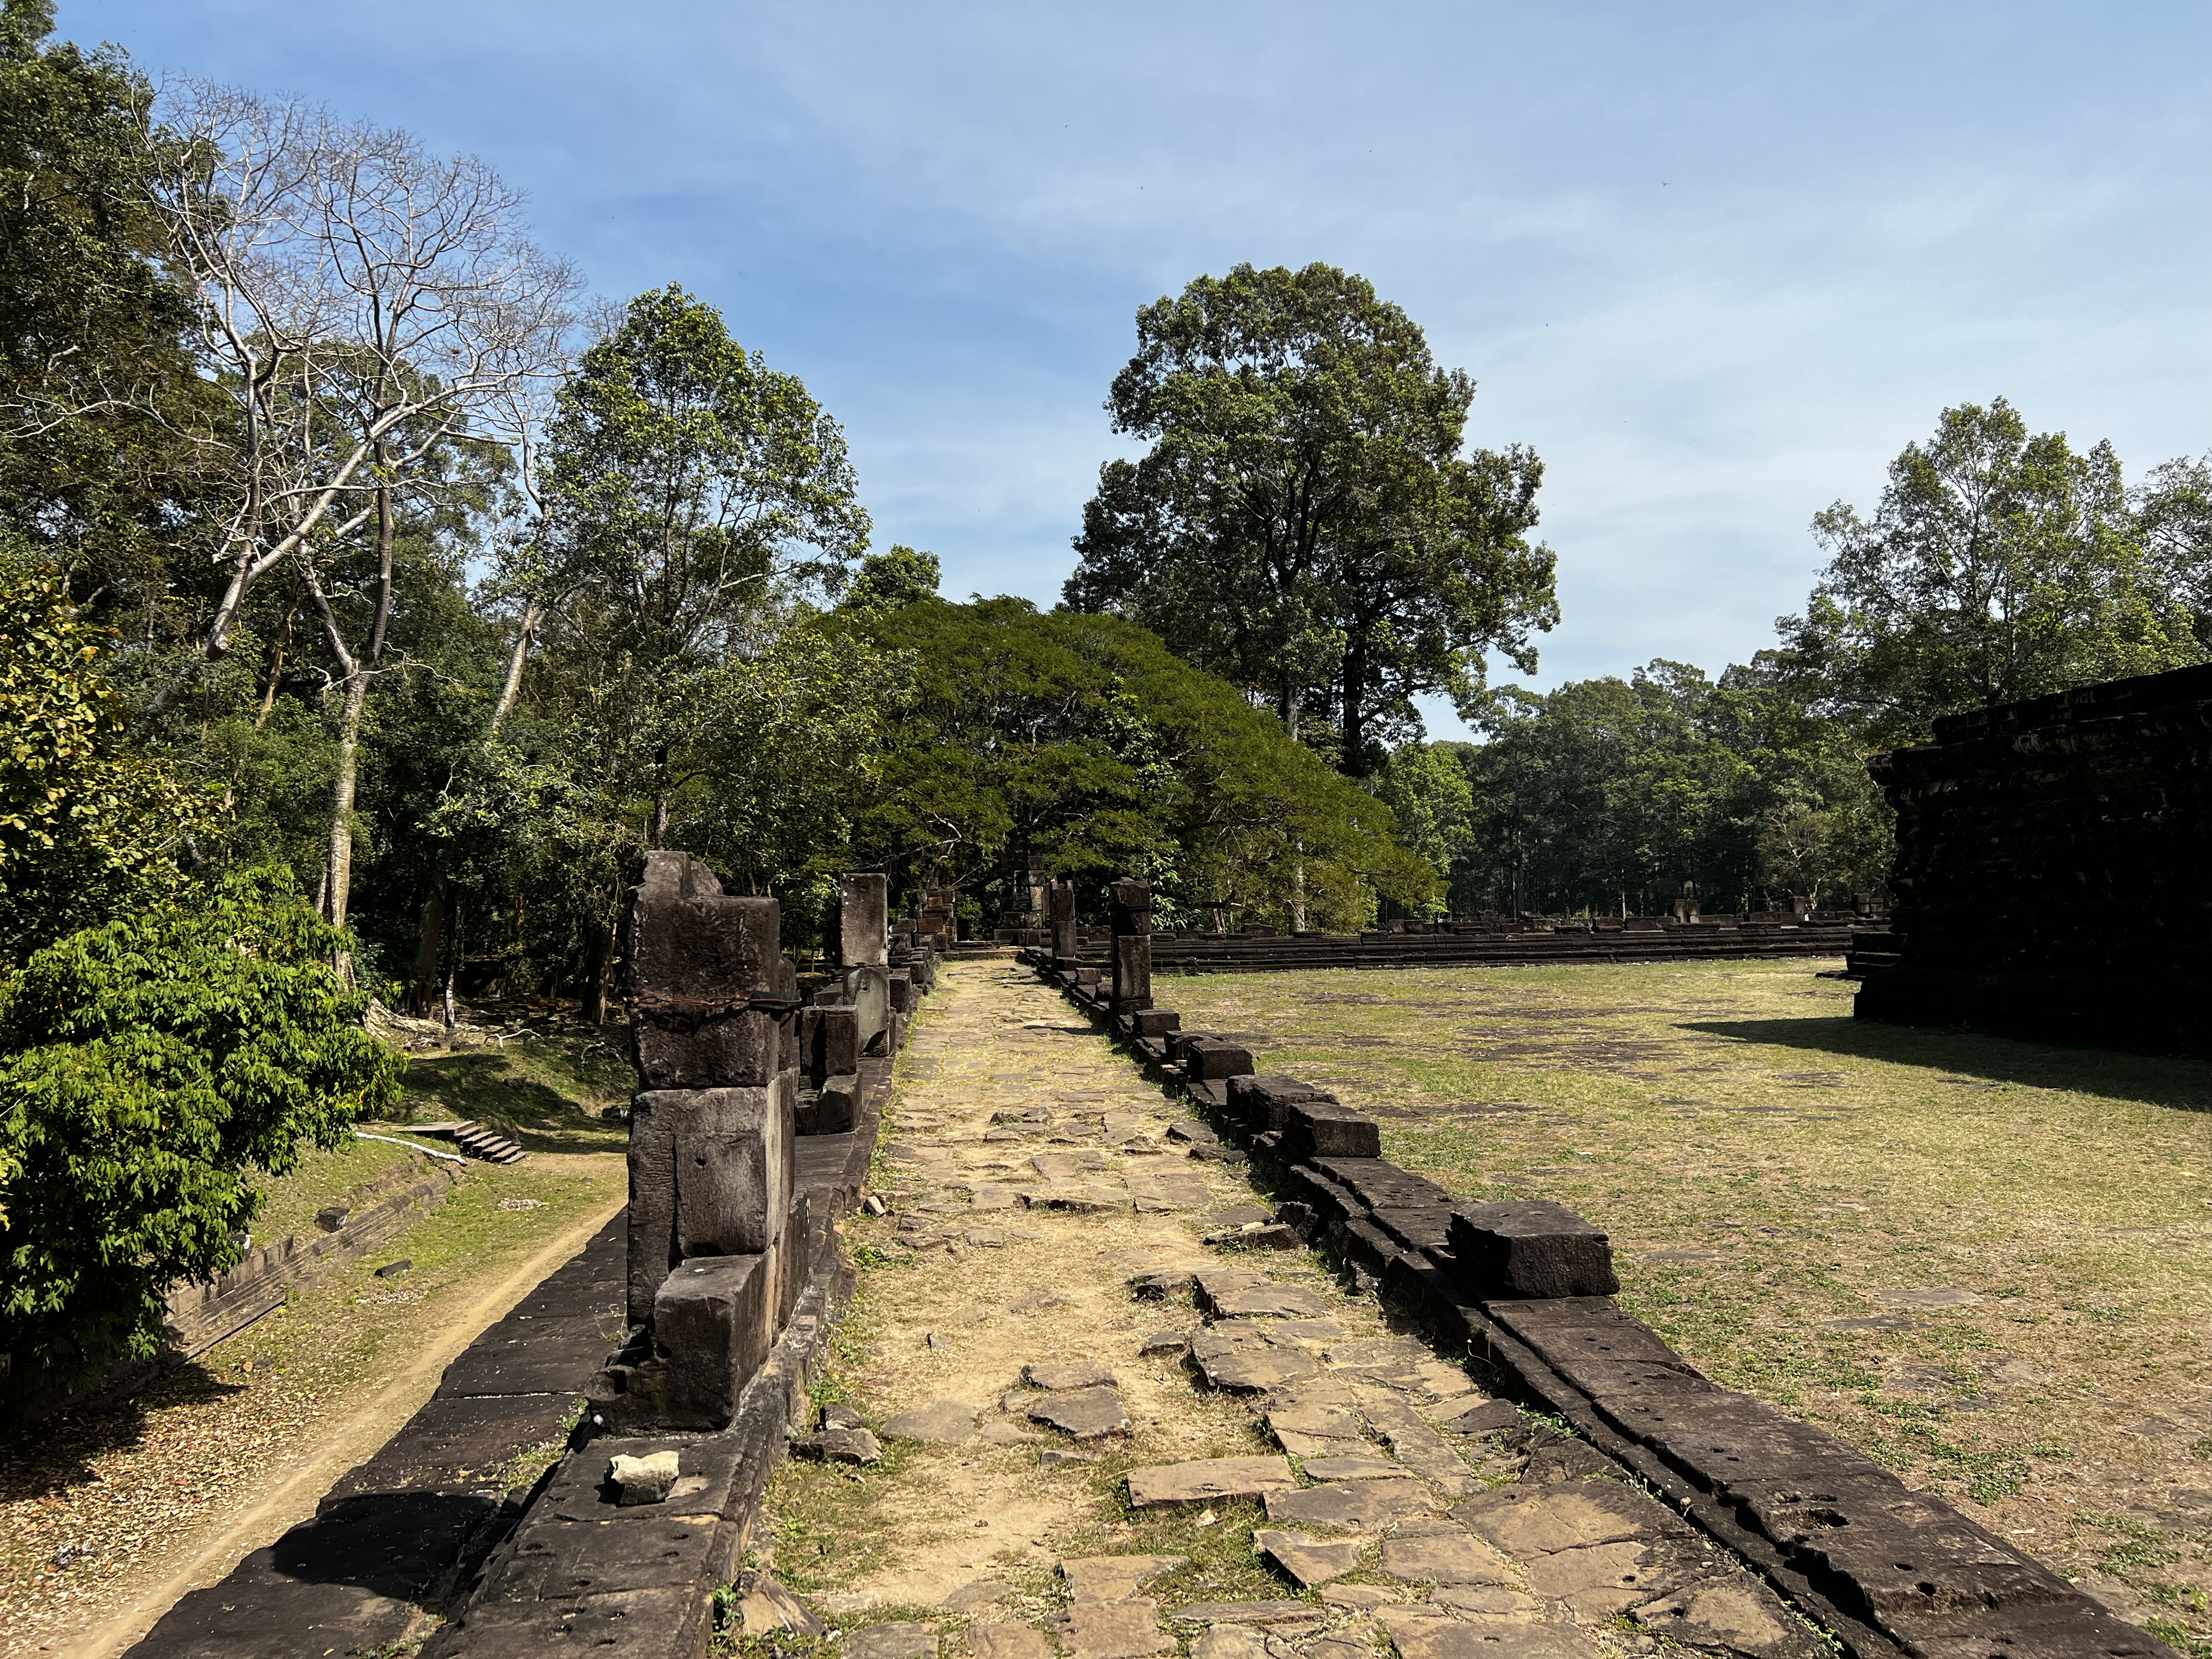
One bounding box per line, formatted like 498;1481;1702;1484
419;1054;888;1659
1027;952;2175;1659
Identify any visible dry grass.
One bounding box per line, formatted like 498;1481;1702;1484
1166;957;2212;1652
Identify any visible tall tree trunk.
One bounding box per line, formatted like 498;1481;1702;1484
1285;684;1307;932
411;880;446;1016
442;895;463;1031
490;597;542;733
254;587;299;731
1341;632;1369;781
649;742;671;849
320;457;396;950
580;918;613;1024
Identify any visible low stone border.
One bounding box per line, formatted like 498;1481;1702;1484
1034;958;2177;1659
163;1154;461;1357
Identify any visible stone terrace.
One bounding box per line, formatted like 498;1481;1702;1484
761;960;1823;1659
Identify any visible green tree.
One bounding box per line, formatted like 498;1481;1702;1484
0;865;402;1384
528;284;871;846
0;555;211;963
840;543;941;612
1064;262;1558;776
0;1;217;599
837;597;1432;930
1769;399;2200;747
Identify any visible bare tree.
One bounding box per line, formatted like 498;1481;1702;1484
144;85;580;939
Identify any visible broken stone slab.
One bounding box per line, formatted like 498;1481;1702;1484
1378;1606;1604;1659
1319;1583;1401;1610
1632;1578;1828;1659
736;1571;827;1637
1379;1531;1514;1584
1130;1269;1193;1299
822;1401;866;1430
1138;1329;1190;1358
942;1580;1016;1612
1061;1556;1188;1600
1028;1386;1130;1439
1027;1358;1118;1390
1204;1223;1301;1251
794;1426;884;1464
1190;1328;1321;1392
971;1624;1056;1659
1265;1479;1441;1530
1362;1395;1478;1487
1254;1528;1361;1588
882;1399;979;1443
1166;1122;1218;1145
1282;1100;1383;1161
1524;1534;1722;1621
1128;1455;1296;1506
606;1449;680;1505
847;1622;941;1659
1053;1600;1175;1659
1437;1399;1522;1436
1191;1627;1269;1659
1453;1479;1693;1558
1193;1270;1330;1319
1447;1201;1619;1300
1301;1455;1414;1481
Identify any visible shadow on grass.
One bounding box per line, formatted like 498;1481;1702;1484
400;1050;630;1156
1682;1015;2212;1113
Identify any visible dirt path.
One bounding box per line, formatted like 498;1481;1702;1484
752;961;1819;1659
7;1181;623;1659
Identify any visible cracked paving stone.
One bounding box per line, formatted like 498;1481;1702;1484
881;1400;979;1443
1128;1455;1296;1506
1027;1386;1130;1439
1265;1479;1441;1529
1026;1359;1117;1390
1379;1531;1514;1584
1054;1600;1175;1659
1061;1556;1187;1601
847;1624;941;1659
1378;1608;1604;1659
971;1627;1055;1659
1253;1528;1361;1588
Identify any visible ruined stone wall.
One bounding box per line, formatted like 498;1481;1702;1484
1859;662;2212;1055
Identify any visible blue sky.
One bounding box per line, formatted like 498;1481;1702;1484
71;2;2212;738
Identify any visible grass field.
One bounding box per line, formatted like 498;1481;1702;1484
1168;957;2212;1653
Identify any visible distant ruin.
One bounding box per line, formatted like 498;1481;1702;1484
1857;662;2212;1056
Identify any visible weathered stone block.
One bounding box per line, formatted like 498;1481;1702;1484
1113;933;1153;1013
1183;1039;1254;1081
1448;1201;1618;1299
1282;1100;1381;1160
1131;1009;1181;1037
806;1074;859;1136
626;1082;793;1327
1224;1074;1326;1131
811;1004;859;1081
841;873;888;967
643;1251;771;1428
625;851;784;1091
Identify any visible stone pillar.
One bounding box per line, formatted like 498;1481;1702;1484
599;849;799;1430
1109;877;1154;1014
1048;880;1078;966
841;873;888;967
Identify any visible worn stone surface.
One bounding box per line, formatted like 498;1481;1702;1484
1055;1599;1175;1659
847;1621;941;1659
1254;1529;1361;1588
1027;1385;1130;1438
970;1625;1055;1659
1378;1607;1604;1659
1265;1479;1441;1530
1127;1455;1296;1506
1027;1359;1117;1390
1062;1556;1187;1601
881;1399;979;1443
1379;1531;1514;1584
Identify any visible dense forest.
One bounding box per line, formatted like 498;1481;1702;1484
3;2;2209;1378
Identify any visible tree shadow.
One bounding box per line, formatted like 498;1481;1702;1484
399;1050;629;1156
0;1358;246;1500
1681;1015;2212;1114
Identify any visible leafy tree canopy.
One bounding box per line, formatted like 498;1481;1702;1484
835;596;1433;929
1064;262;1558;776
1762;398;2202;748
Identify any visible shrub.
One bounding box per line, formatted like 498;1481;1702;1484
0;866;404;1384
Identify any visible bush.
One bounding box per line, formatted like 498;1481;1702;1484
0;866;403;1384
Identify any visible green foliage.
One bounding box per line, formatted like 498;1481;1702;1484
1766;398;2202;747
840;544;941;612
0;865;403;1383
1395;661;1890;916
0;554;212;963
0;1;218;595
838;597;1432;930
1065;261;1558;775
